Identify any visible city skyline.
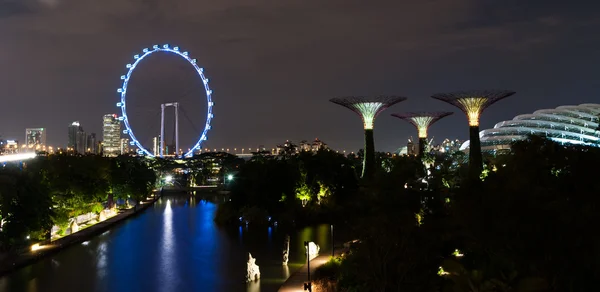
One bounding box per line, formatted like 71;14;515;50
1;1;599;152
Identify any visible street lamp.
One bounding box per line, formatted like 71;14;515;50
227;174;233;181
304;241;312;291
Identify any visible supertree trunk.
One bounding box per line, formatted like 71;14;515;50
469;125;482;176
418;137;427;158
363;129;375;179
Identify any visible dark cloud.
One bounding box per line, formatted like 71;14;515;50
0;0;34;18
1;0;599;151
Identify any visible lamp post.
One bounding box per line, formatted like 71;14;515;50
304;241;312;291
331;224;334;257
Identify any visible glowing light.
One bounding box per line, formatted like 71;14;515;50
31;243;42;251
165;175;173;182
456;97;487;126
452;249;464;257
117;44;213;157
227;174;233;181
0;152;36;163
330;97;406;130
353;102;383;129
438;266;449;276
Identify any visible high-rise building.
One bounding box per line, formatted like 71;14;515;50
25;128;46;147
120;138;130;155
103;114;121;157
152;136;159;156
76;129;87;154
68;121;86;153
87;133;97;153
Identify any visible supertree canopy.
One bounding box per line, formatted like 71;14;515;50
391;112;453;157
431;90;515;176
330;96;407;179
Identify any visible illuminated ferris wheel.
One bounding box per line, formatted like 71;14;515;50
116;44;214;157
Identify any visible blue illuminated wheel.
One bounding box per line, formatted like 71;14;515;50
116;44;213;157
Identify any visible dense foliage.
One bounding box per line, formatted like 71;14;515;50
307;136;600;292
215;149;361;226
214;136;598;291
0;154;156;250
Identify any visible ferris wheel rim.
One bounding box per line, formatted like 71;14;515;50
117;44;213;158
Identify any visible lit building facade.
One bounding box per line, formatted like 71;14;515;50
120;138;130;154
152;136;159;156
103;114;121;157
25;128;46;147
464;103;600;152
2;140;19;154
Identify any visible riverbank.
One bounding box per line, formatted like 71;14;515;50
0;194;160;277
278;247;346;292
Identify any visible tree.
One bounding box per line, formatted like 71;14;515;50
0;166;53;249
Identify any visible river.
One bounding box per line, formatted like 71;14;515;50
0;195;333;292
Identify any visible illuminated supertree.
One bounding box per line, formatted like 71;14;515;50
391;112;453;158
431;90;515;175
330;96;407;179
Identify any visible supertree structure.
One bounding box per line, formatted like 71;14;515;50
431;90;515;175
330;96;407;179
391;112;453;158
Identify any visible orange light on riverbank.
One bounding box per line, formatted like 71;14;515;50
31;243;51;252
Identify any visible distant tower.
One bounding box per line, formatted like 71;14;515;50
431;90;515;175
68;122;86;153
87;133;97;153
330;96;407;179
391;112;453;158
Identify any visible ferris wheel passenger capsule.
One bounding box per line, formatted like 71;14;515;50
123;130;128;134
126;64;132;68
117;88;123;93
116;102;122;107
129;141;135;145
173;47;179;51
134;55;140;59
118;116;124;121
153;45;159;49
163;44;169;49
143;48;149;53
183;52;188;56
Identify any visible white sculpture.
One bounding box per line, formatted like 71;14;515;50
246;253;260;282
306;241;320;260
282;235;290;265
98;211;107;222
70;220;79;234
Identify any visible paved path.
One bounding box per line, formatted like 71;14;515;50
0;195;160;277
278;248;344;292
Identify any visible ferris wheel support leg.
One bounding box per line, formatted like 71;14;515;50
175;102;179;157
160;103;165;157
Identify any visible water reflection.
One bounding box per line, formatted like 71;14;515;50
0;195;334;292
160;199;177;292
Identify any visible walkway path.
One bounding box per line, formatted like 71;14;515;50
279;248;345;292
0;194;160;277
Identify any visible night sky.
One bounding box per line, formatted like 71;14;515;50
1;0;599;152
